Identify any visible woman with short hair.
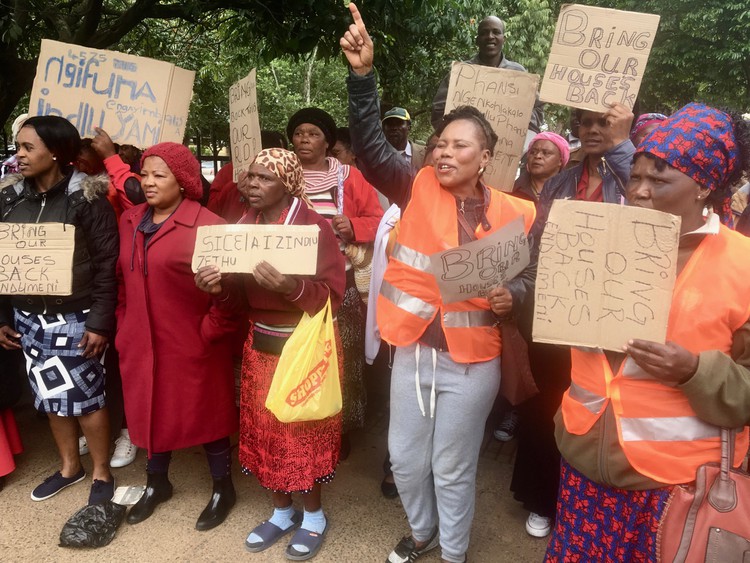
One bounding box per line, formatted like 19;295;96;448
0;115;118;505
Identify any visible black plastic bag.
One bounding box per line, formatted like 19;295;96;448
59;501;126;548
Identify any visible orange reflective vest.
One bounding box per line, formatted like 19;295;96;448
377;167;536;363
562;225;750;484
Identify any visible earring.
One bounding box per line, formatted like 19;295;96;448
479;166;485;175
180;187;184;193
52;156;57;161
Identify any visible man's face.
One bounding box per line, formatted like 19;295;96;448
383;118;410;151
476;17;505;61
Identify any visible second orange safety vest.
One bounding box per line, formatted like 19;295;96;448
562;224;750;484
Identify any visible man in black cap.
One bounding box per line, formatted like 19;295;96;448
382;107;425;170
430;16;544;132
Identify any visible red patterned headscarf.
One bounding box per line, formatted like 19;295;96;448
636;103;739;226
251;148;313;209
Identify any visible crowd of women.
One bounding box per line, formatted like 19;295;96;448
1;3;749;562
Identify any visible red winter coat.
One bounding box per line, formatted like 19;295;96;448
116;199;239;454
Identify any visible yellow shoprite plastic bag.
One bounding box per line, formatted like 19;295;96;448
265;298;342;423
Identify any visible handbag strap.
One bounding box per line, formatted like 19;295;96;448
720;427;737;481
456;209;478;242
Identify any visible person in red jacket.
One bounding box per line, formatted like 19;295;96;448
196;148;346;561
116;142;239;531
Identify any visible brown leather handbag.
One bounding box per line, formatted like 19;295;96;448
657;428;750;562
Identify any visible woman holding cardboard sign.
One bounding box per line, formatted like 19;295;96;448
545;105;750;561
0;115;118;505
116;142;239;531
196;148;345;561
341;5;537;562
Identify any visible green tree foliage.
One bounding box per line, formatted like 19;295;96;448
1;0;747;148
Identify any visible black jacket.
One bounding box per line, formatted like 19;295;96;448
0;171;119;335
529;139;635;261
347;68;535;318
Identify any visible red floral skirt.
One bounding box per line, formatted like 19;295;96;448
238;323;342;493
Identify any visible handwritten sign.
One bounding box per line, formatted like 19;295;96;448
429;217;529;303
539;5;660;112
0;223;75;296
29;39;195;147
229;70;262;182
444;63;539;191
192;224;319;275
533;201;680;351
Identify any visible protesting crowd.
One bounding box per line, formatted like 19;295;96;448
0;2;749;562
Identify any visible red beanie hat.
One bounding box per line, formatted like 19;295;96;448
140;142;203;201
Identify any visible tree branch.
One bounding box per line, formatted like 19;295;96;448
72;0;104;44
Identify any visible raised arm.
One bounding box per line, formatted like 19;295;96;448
342;2;416;209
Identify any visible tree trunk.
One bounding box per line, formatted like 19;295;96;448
303;46;318;105
0;53;37;128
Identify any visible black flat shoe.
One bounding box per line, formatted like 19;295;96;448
380;473;399;499
195;476;236;531
127;472;173;524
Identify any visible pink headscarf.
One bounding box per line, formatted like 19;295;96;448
527;132;570;169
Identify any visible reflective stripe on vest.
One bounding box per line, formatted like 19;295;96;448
568;381;607;415
392;242;431;272
620;416;720;442
442;310;495;328
443;311;497;328
380;280;436;320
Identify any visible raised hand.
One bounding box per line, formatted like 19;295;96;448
340;2;374;76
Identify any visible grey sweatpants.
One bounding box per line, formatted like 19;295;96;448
389;343;501;563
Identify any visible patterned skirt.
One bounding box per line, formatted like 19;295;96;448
239;323;342;493
15;309;106;417
338;273;366;432
545;460;672;563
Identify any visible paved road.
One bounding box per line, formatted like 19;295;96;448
0;401;549;562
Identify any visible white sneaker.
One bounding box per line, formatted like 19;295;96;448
110;429;137;468
79;436;89;456
525;512;552;538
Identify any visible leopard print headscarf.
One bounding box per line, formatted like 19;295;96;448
251;148;313;209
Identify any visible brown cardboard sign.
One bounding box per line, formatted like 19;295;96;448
533;200;680;351
229;69;262;182
429;216;529;304
0;223;75;296
192;224;319;275
29;39;195;147
444;63;539;191
539;4;660;112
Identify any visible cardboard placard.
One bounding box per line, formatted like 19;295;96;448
0;223;75;296
29;39;195;147
229;69;262;182
533;200;680;351
192;224;319;275
444;63;539;191
429;216;529;303
539;4;660;112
